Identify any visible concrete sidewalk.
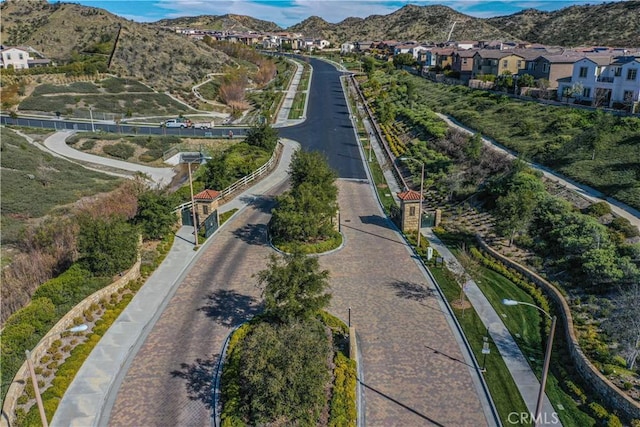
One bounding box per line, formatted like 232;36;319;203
425;229;559;424
51;138;299;427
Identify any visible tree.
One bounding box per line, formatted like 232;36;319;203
393;53;416;68
602;282;640;369
244;123;279;151
133;191;176;240
464;133;483;161
236;320;330;424
256;251;331;324
77;215;138;276
518;73;534;89
270;151;338;244
494;189;537;246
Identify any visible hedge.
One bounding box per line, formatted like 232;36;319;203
329;352;357;427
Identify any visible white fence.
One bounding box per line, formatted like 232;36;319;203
173;140;283;213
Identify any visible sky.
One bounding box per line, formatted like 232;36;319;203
61;0;625;27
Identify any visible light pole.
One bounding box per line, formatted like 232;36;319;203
399;157;425;248
368;131;373;162
26;324;88;427
503;299;556;427
187;161;199;247
89;106;95;133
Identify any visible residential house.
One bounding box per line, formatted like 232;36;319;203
341;42;355;54
314;39;330;50
608;56;640;110
451;49;478;81
0;45;50;69
529;54;581;88
558;55;640;109
355;41;375;52
454;40;476;50
558;55;612;102
473;50;526;78
0;46;31;69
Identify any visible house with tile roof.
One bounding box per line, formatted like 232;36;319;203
473;50;526;78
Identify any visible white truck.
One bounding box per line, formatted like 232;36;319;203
192;121;215;129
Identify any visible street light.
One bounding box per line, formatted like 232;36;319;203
502;299;556;427
399;157;425;248
89;106;95;133
26;324;88;427
187;161;199;247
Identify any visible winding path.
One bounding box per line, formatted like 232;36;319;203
435;113;640;229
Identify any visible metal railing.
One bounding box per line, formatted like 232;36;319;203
173;141;282;213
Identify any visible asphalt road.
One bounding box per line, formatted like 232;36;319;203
279;58;366;180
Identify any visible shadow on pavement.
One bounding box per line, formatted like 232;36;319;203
359;214;393;229
340;223;405;246
424;344;476;369
236;194;276;214
388;280;435;303
360;382;446;427
170;355;219;409
199;289;262;327
233;223;268;245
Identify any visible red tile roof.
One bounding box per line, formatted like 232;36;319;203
194;189;220;200
397;190;423;201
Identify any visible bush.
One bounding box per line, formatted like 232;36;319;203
102;142;135;160
329;352;357;427
584;201;612;218
588;402;609;420
609;217;640;238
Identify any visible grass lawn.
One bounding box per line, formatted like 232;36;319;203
288;92;306;119
430;265;532;426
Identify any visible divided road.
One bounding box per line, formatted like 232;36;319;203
105;57;495;426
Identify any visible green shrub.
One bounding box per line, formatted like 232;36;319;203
623;382;633;390
102;142;135;159
328;352;357;427
607;414;623;427
588;402;609;420
609;217;640;238
584;201;612;217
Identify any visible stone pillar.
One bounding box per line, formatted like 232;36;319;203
397;190;422;233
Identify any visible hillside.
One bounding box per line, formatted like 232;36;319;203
288;5;516;44
0;0;231;91
155;14;282;33
486;1;640;47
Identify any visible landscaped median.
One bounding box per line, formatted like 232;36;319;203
217;248;357;427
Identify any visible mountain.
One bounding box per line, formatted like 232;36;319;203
155;14;282;33
0;0;231;90
289;5;516;44
486;1;640;47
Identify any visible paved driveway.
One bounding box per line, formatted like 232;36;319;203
322;180;490;426
107;179;491;427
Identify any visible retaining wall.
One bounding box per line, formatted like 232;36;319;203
1;261;141;427
476;237;640;421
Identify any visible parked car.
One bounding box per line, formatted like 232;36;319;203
162;118;191;128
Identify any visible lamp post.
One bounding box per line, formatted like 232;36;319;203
89;106;95;133
399;157;425;248
26;324;88;427
502;299;556;427
368;131;373;162
187;161;199;247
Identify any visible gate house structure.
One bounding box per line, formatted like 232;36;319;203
181;189;221;237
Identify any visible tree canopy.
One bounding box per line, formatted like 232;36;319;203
256;250;331;324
